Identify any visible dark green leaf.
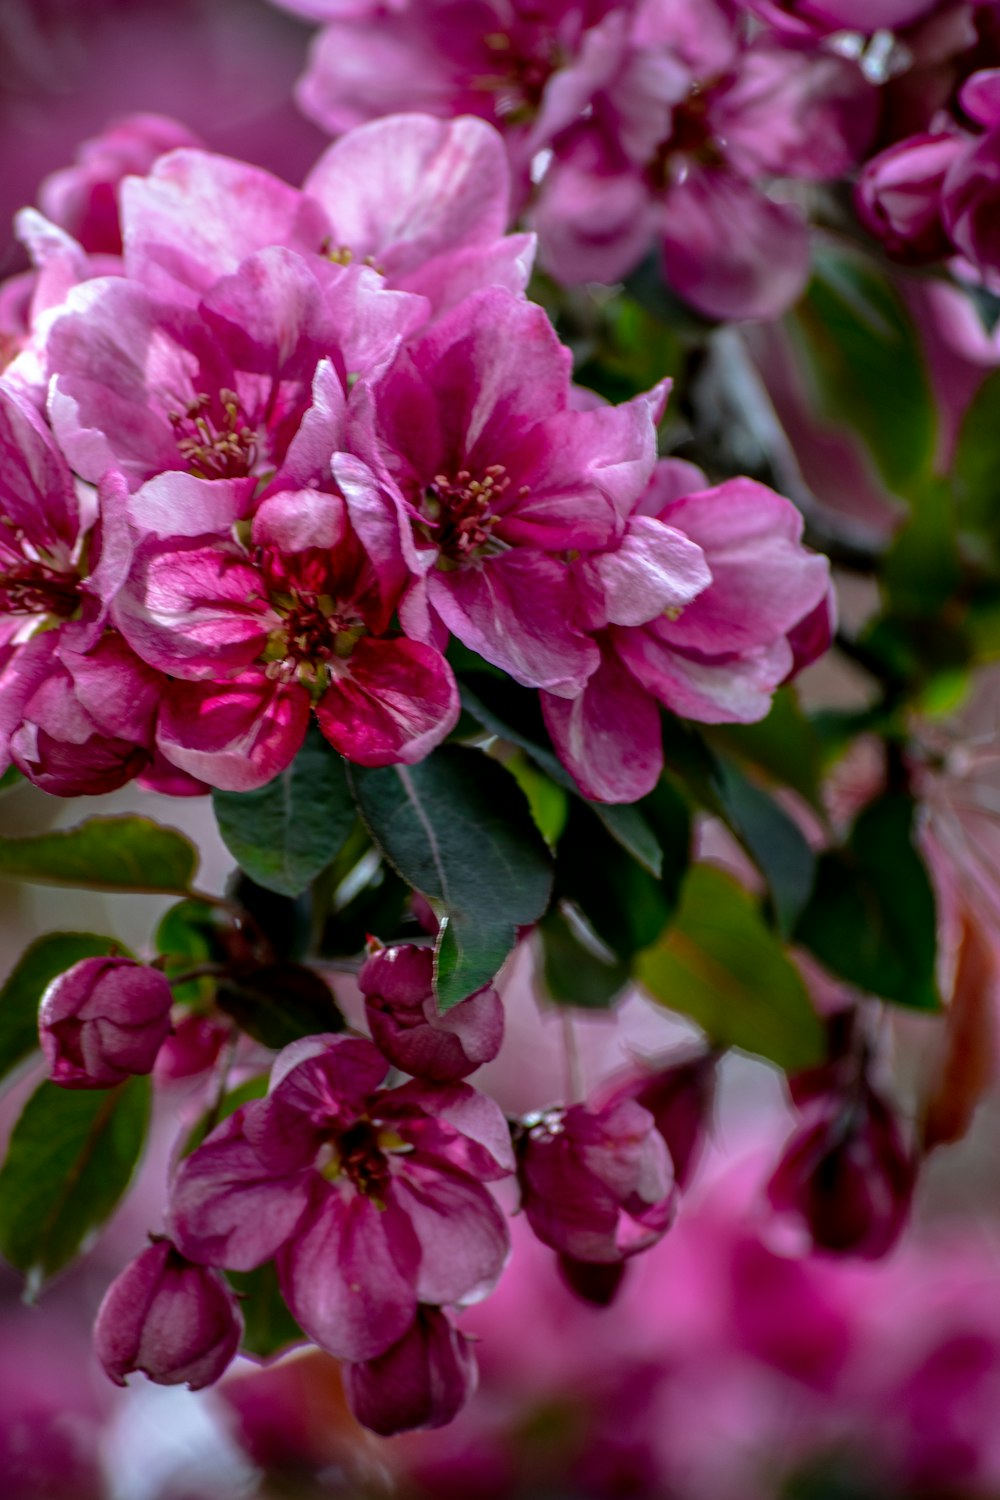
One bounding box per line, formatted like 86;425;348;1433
711;758;816;936
156;899;226;1005
790;248;936;496
954;369;1000;561
794;793;940;1010
217;964;345;1050
213;727;355;898
0;932;125;1090
0;817;197;893
708;688;823;808
637;865;824;1071
459;671;663;875
555;801;683;961
538;905;631;1010
227;1263;305;1359
349;747;553;1009
0;1076;151;1292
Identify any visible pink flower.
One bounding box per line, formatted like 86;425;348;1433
39;957;174;1089
515;1095;676;1264
856;133;966;261
542;460;830;802
115;484;458;790
529;4;877;318
94;1239;243;1391
600;1049;720;1191
38;114;200;256
355;287;661;693
739;0;939;35
942;121;1000;281
170;1035;513;1362
344;1305;477;1435
120;115;530;315
359;943;504;1082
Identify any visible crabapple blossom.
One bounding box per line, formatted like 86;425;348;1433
94;1239;243;1391
39;957;174;1089
170;1035;514;1362
515;1095;677;1264
359;943;504;1082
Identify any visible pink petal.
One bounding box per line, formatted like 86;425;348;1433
157;672;310;791
315;635;458;766
393;1157;510;1306
542;643;664;803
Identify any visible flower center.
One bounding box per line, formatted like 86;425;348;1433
648;84;726;188
421;465;523;567
169;389;258;480
0;524;80;621
479;30;563;125
260;586;364;688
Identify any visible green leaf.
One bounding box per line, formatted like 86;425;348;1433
538;905;631;1010
0;932;125;1091
156;899;225;1006
217;963;345;1050
883;476;960;616
506;754;569;847
0;1076;151;1292
795;793;940;1011
349;747;553;1009
708;688;823;808
458;672;663;875
0;766;24;797
790;248;936;497
213;726;355;898
954;369;1000;562
227;1263;305;1359
636;865;824;1071
0;817;197;893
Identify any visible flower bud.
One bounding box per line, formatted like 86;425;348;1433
768;1076;915;1258
855;134;964;261
359;943;503;1082
943;128;1000;281
94;1239;243;1391
629;1050;719;1191
39;957;173;1089
516;1097;676;1264
343;1307;476;1436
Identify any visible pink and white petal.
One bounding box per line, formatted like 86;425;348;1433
59;634;162;743
169;1111;314;1271
542;647;664;804
398;235;536;318
615;625;794;724
660;480;830;654
116;540;274;677
315;636;458;766
332;452;413;621
393;1158;509;1306
580;516;710;628
0;382;80;552
661;171;811;324
122;150;329;299
125;472;254;543
272;359;347;490
381;1080;515;1179
157;673;310;791
533;144;658;288
428;552;598;697
0;633;60;774
305;115;510;275
251;489;348;555
278;1189;420;1361
635;457;709;517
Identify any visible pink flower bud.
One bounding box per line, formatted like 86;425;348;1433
943;127;1000;281
628;1051;719;1191
359;944;503;1082
39;957;173;1089
516;1098;676;1264
343;1307;476;1436
856;134;966;261
94;1240;243;1391
768;1073;915;1259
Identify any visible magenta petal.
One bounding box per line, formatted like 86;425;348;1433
278;1188;420;1361
381;1079;516;1180
0;381;80;553
393;1158;509;1306
170;1111;314;1271
344;1307;476;1436
661;170;811;323
579;516;710;629
157;672;310;791
304;114;510;277
542;645;664;804
428;552;598;696
315;636;458;766
614;622;794;723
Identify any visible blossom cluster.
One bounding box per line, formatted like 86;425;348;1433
0;108;828;806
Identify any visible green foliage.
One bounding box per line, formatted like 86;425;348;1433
181;1075;269;1158
0;932;126;1090
0;1076;151;1293
790;247;937;497
954;369;1000;561
217;963;345;1050
637;865;824;1071
228;1263;305;1359
795;793;940;1011
538;905;631;1010
350;746;553;1009
213;727;355;898
0;817;197;893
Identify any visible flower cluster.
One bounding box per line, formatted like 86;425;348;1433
273;0;879;320
0;108;827;803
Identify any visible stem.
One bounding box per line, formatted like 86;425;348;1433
167;963;227;988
